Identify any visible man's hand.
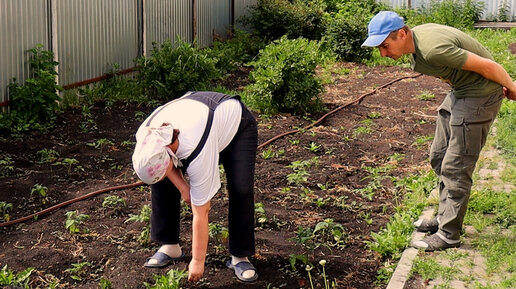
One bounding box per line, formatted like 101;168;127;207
503;82;516;101
188;258;205;282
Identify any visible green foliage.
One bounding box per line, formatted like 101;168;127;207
102;195;126;211
398;0;485;30
30;184;49;205
0;44;62;134
416;90;436;101
496;101;516;157
323;1;382;62
36;148;60;163
136;38;219;99
126;204;152;245
0;265;34;289
246;36;330;115
0;155;16;177
0;201;13;222
205;30;265;75
99;276;113;289
242;0;327;41
255;202;268;227
64;210;90;234
468;189;516;228
65;261;91;281
87;138;115;153
286;158;318;186
144;269;187;289
208;222;229;243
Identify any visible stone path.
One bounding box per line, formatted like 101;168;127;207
387;127;515;289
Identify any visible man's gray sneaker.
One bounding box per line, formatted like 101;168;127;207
412;233;460;252
413;217;439;233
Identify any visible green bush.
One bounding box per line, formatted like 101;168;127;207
241;0;326;41
245;36;331;115
136;38;219;100
399;0;484;29
324;11;371;62
205;30;265;76
0;44;62;133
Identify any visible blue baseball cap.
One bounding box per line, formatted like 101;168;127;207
362;11;405;47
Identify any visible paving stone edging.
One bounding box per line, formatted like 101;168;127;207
386;194;437;289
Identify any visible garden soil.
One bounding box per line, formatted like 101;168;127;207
0;63;450;288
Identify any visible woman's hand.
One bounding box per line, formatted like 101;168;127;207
165;162;191;204
188;258;205;282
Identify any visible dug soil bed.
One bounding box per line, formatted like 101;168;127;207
0;63;449;288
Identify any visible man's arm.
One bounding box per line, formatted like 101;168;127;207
188;201;211;282
461;52;516;100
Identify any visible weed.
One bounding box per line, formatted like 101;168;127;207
0;155;15;177
79;105;97;132
102;195;126;212
255;202;268;228
413;135;434;148
352;126;373;138
0;201;13;222
144;269;187;289
65;261;91;281
30;184;49;205
126;204;151;245
88;138;115;153
416;90;436;101
64;210;90;234
36;148;60;163
261;146;284;160
99;276;112;289
0;265;34;288
289;139;300;146
367;112;382;119
134;111;146;122
53;157;80;175
313;218;347;249
305;142;321;153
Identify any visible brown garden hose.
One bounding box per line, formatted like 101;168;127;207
0;73;422;228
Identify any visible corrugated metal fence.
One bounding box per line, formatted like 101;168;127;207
0;0;257;109
382;0;516;20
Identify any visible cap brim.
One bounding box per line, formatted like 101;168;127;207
361;33;389;48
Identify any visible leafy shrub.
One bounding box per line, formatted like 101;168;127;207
205;30;265;76
399;0;485;30
0;44;62;133
136;39;219;99
0;265;34;289
245;36;330;115
324;0;387;62
241;0;326;41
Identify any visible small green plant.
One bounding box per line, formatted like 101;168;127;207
126;204;152;245
367;112;382;119
30;184;49;205
64;210;90;234
0;201;13;222
289;139;300;146
79;105;97;133
312;218;347;249
102;195;126;211
305;142;321;153
0;265;35;288
208;222;229;244
144;269;188;289
286;158;319;186
36;148;60;163
0;155;15;177
134;111;147;122
255;202;268;228
88;138;115;153
65;261;91;281
99;276;112;289
416;90;436;101
413;135;434;148
53;157;80;175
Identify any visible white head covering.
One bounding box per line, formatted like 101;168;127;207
132;124;181;184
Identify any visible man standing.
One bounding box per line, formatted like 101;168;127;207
362;11;516;251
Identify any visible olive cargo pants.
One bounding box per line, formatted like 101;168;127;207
430;89;504;241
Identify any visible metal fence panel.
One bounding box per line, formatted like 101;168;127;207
381;0;516;20
234;0;257;31
0;0;49;107
145;0;193;53
56;0;139;87
197;0;231;48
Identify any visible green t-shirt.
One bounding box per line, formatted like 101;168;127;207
411;23;501;98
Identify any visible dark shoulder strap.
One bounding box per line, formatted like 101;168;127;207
180;91;239;171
